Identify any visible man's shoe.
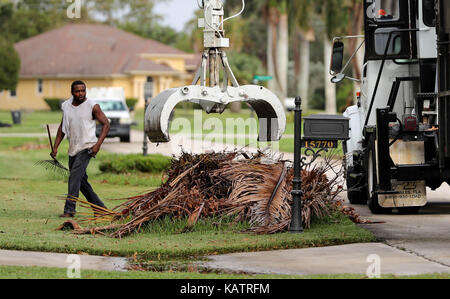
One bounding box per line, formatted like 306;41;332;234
59;212;75;218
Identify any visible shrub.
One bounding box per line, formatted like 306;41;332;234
44;98;63;111
126;98;138;111
99;154;172;174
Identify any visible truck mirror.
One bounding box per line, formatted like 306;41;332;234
330;40;344;74
331;73;345;84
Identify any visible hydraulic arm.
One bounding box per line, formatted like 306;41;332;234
144;0;286;143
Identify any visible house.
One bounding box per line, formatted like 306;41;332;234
0;24;199;110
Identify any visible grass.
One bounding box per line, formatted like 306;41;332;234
0;176;375;259
0;137;374;260
0;265;305;279
0;108;343;154
0;137;164;186
0;126;369;278
0;110;62;133
1;264;450;279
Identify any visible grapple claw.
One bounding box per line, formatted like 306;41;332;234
144;85;286;143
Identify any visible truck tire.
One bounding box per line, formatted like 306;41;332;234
346;170;368;205
366;147;393;214
343;143;367;205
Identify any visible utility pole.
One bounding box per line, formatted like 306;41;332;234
143;79;154;156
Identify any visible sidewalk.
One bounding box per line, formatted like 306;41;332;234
200;243;450;276
0;249;128;272
2;242;450;276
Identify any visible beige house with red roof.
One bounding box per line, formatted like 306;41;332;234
0;24;199;110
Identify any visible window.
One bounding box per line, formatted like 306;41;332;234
96;100;127;112
145;77;154;99
37;79;43;95
10;90;16;98
374;28;403;55
423;0;436;27
375;0;400;21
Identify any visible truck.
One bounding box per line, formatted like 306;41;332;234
329;0;450;214
86;87;132;143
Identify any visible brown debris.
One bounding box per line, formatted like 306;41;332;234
66;151;347;238
340;205;373;224
56;220;82;231
13;143;50;151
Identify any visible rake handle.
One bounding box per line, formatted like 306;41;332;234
46;124;54;150
46;124;57;162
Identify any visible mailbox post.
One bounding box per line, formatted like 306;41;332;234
289;97;350;233
289;97;304;233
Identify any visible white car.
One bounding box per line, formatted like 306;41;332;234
285;97;296;111
87;87;132;143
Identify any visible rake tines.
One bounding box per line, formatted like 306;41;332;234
35;124;70;176
35;159;69;176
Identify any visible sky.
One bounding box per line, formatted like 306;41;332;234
153;0;199;32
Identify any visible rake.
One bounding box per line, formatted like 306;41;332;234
35;124;69;176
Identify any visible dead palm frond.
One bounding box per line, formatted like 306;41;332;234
36;124;69;176
60;150;345;238
59;195;119;223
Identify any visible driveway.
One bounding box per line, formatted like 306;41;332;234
347;184;450;268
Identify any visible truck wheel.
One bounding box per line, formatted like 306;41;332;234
346;170;368;205
343;144;368;205
366;148;393;214
120;135;130;143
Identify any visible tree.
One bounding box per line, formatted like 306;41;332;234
343;0;364;105
291;0;314;111
0;0;92;44
0;37;20;91
314;0;349;114
275;0;289;102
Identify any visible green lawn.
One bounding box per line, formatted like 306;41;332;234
0;129;368;278
1;265;449;279
0;138;374;258
0;108;343;154
0;110;62;133
0;177;374;260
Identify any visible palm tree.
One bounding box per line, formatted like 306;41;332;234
315;0;349;113
291;0;314;111
226;0;289;102
344;1;365;104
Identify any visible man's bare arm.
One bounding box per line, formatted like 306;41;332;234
90;104;110;157
50;119;65;159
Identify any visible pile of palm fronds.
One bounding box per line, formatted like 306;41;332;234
65;150;345;238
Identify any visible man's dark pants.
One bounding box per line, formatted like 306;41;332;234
64;149;105;214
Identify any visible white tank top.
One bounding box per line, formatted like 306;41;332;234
61;97;98;157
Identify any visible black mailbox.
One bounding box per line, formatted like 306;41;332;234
303;114;350;141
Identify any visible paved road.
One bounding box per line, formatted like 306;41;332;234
102;129;294;160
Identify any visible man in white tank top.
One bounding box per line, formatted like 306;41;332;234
51;81;110;217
